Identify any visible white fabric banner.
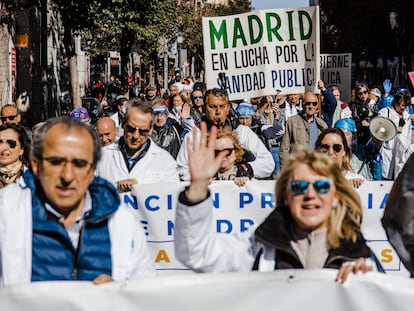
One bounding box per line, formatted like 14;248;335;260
124;180;410;277
202;6;320;100
1;270;414;311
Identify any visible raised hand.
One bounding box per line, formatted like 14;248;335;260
186;122;227;202
383;79;392;94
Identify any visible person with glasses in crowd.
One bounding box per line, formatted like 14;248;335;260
0;117;156;285
190;88;205;126
211;128;254;187
176;88;274;181
315;128;365;188
0;104;32;139
280;92;328;169
174;123;381;282
96;98;179;193
349;83;376;156
0;124;31;188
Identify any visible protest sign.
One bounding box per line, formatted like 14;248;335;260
320;53;352;102
203;6;320;100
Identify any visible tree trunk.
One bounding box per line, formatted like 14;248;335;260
120;28;134;97
62;16;81;108
0;25;10;106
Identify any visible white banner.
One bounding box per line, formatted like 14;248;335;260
1;270;414;311
124;180;410;277
320;53;352;102
202;7;320;100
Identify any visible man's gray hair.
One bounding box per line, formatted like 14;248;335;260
31;116;101;166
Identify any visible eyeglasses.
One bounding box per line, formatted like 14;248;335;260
125;124;151;136
304;102;318;107
214;148;234;157
0;139;17;149
0;115;17;122
40;156;93;173
317;143;343;153
289;179;332;196
192;96;204;101
357;91;368;96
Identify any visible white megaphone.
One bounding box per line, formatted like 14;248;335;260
369;116;398;145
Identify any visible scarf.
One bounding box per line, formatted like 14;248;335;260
0;160;24;188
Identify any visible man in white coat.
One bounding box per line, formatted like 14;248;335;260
176;88;274;181
96;98;179;192
0;117;155;286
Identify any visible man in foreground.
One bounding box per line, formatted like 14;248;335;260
0;117;155;285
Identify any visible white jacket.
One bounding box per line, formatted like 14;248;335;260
378;107;413;179
96;139;180;186
176;125;275;181
0;179;156;286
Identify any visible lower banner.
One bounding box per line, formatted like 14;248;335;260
122;180;409;277
1;270;414;311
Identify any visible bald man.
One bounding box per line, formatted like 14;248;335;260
96;117;119;147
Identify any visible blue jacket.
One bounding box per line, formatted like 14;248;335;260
24;170;120;281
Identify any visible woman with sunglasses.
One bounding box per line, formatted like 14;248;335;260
0;124;31;188
349;83;376;154
315;128;365;188
174;122;380;283
211;128;254;187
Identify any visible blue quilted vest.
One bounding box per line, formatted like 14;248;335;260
23;170;120;281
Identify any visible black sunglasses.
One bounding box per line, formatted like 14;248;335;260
192;96;204;100
304;102;318;107
125;124;151;136
289;179;332;196
317;143;343;154
358;90;368;96
214;148;234;157
0;115;17;122
0;139;17;149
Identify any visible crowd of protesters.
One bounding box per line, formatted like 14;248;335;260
1;72;414;287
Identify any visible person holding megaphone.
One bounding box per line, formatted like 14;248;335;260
378;92;412;180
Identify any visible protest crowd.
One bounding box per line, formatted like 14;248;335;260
1;5;414;311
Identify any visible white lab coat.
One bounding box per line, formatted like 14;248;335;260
96;139;180;186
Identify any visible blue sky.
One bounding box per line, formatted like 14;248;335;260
250;0;311;10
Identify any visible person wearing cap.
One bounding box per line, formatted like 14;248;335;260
150;99;188;159
96;98;179;192
70;107;90;123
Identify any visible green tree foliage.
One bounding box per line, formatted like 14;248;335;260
177;0;252;72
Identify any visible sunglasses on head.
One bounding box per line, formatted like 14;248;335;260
357;90;368;96
214;148;234;157
289;179;332;196
125;124;151;136
0;115;17;122
317;143;343;153
304;102;318;107
0;139;17;149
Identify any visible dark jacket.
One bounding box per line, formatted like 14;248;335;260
252;207;374;270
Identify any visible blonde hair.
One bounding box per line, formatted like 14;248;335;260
211;128;244;163
275;149;362;249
